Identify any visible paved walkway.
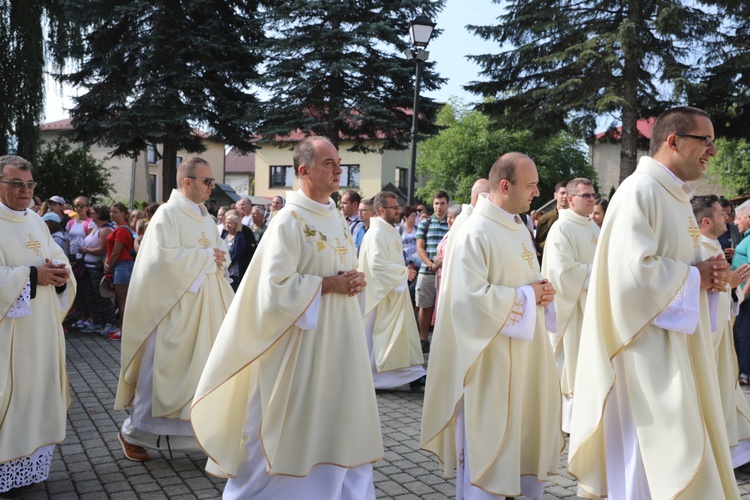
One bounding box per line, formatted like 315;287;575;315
5;331;750;499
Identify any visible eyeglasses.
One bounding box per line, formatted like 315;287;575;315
571;193;596;200
186;176;216;186
74;204;89;209
0;180;37;189
675;134;714;147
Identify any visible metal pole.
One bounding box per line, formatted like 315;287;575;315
407;56;423;206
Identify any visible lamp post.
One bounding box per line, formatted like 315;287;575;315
406;15;436;206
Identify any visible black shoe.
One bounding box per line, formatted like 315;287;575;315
410;376;426;391
421;340;430;353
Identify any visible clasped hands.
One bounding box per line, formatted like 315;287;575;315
37;259;70;287
322;269;367;297
530;279;556;307
697;255;736;293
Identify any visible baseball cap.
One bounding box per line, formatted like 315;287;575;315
41;212;61;223
48;196;66;205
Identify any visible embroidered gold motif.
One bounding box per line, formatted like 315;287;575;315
508;295;524;325
25;235;41;256
198;232;211;249
521;244;535;269
334;238;348;264
687;217;700;248
591;234;598;245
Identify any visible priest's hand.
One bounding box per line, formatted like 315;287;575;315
530;279;556;306
322;269;367;297
696;256;730;292
729;263;750;290
407;267;417;282
37;259;70;287
213;248;227;266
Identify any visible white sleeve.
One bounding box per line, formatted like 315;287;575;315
7;279;31;318
295;287;322;330
499;286;536;341
651;266;700;335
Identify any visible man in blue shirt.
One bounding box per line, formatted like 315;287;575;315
733;202;750;384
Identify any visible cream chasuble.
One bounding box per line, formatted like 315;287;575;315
568;156;739;499
191;191;383;478
420;194;562;496
701;235;750;467
114;190;234;420
541;208;598;432
0;207;75;470
359;217;424;380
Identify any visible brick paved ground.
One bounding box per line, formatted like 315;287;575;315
3;331;750;499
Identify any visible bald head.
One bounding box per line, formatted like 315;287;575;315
470;178;490;206
488;152;539;214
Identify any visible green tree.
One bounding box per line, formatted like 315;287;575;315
416;100;596;206
0;0;73;164
35;136;113;203
686;2;750;140
705;138;750;198
465;0;718;184
257;0;445;152
56;0;264;200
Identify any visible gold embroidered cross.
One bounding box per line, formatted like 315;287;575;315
591;234;598;245
508;295;524;325
334;238;348;264
521;244;535;269
687;217;701;248
198;232;211;249
25;235;41;256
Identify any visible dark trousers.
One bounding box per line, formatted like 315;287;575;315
734;300;750;377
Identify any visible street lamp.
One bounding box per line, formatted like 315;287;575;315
406;15;436;206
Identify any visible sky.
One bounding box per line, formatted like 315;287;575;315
42;0;506;123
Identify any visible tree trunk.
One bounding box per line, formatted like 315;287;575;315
161;139;178;201
619;0;642;184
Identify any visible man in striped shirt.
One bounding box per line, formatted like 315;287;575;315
415;190;450;353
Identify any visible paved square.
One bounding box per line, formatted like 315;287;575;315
4;332;750;499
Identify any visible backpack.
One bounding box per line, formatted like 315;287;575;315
67;218;91;234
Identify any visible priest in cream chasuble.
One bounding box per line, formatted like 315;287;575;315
568;107;740;499
0;155;76;493
541;178;599;433
421;153;562;499
692;195;750;468
115;158;234;456
192;137;382;499
359;192;425;389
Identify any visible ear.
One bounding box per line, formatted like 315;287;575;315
665;133;679;151
498;179;511;195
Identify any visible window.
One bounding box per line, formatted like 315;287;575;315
148;173;159;203
396;167;408;194
147;144;158;164
340;164;360;188
270;165;294;188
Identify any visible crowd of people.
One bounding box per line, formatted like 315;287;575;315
3;106;750;499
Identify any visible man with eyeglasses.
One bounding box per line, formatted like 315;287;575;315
358;191;425;391
540;177;599;434
114;156;233;462
568;107;740;498
0;155;77;494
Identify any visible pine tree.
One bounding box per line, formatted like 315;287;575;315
0;0;71;164
257;0;445;152
56;0;264;200
465;0;719;183
686;1;750;141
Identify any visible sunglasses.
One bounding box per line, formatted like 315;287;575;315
187;176;216;186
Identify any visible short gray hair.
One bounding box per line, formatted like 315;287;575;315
0;155;32;178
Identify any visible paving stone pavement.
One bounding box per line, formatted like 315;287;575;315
5;331;750;499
